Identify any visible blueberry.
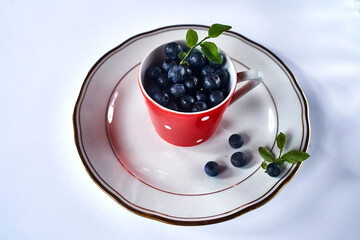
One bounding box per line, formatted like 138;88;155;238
228;134;244;149
183;76;198;92
209;53;225;68
214;68;229;87
167;101;179;111
204;161;220;177
183;65;193;78
219;87;229;98
179;95;195;111
213;74;221;88
189;51;206;68
230;152;247;167
192;101;208;112
170;83;186;98
266;163;282;177
168;65;187;83
161;59;177;72
195;90;208;102
147;67;162;79
165;42;183;60
155;73;170;87
145;82;161;96
201;65;215;76
153;90;170;106
203;74;221;91
208;90;224;107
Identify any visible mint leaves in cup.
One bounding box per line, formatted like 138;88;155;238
178;23;232;65
258;132;310;177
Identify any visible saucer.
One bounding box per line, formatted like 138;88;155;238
73;25;310;225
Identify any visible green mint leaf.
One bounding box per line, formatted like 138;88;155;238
274;157;285;167
276;132;286;150
200;41;222;64
178;51;187;60
208;23;232;38
258;147;275;162
282;150;310;163
261;161;268;170
186;29;198;48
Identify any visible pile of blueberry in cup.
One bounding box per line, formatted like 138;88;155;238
144;42;230;112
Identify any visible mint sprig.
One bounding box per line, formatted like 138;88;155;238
259;132;310;171
178;23;232;65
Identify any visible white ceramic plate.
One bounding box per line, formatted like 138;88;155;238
73;25;310;225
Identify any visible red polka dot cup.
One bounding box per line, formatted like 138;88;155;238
138;42;262;147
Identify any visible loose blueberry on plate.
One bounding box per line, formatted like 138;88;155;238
228;134;244;149
165;42;183;60
162;59;177;72
168;65;187;83
192;101;208;112
208;90;224;107
204;161;220;177
170;83;186;98
231;152;247;167
266;163;282;177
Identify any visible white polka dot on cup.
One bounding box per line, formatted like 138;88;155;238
201;116;210;121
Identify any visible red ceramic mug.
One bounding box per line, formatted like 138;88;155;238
138;42;262;147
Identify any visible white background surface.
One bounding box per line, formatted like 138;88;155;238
1;0;360;239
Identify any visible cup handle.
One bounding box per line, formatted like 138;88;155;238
229;69;263;105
